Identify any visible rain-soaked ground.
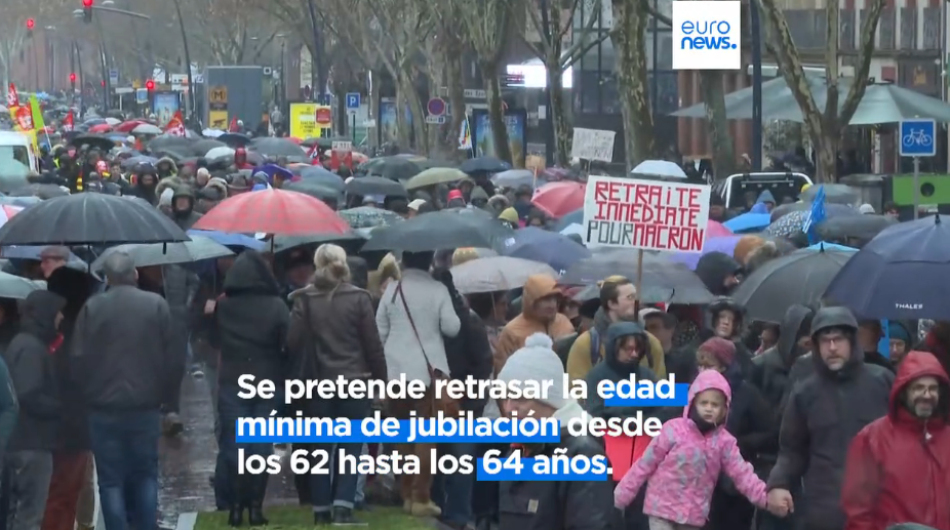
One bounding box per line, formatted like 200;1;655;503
158;376;298;527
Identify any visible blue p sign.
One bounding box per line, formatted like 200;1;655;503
346;93;360;110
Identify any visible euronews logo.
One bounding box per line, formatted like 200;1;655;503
672;0;742;71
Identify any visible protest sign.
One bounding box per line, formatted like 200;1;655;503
571;128;615;162
583;176;710;252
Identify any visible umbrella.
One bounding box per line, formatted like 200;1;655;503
186;229;266;250
132;123;162;135
91;236;234;271
88;124;112;133
554;209;584;232
707;220;732;238
147;136;191;152
299;166;344;190
0;271;45;300
0;246;87;267
250;137;308;158
362;209;516;252
669;235;743;270
68;134;115;151
823;215;950;320
732;247;853;323
805;241;857;252
460;157;510;174
191;139;226;156
217;133;252;147
345;176;407;197
560;250;714;304
816;215;897;243
364;157;422;181
114;120;147;133
500;226;592;273
724;213;771;233
631;160;687;179
451;256;558;294
800;184;858;205
205;146;235;160
404;168;469;190
0;193;189;245
192;189;349;236
280;181;341;203
771;201;858;222
203;128;224;138
415;159;455;171
532;181;586;218
271;231;366;253
104;117;121;125
339;207;404;229
492;169;536;189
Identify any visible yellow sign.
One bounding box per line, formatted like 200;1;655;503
209;86;228;104
289;103;331;139
209;110;228;130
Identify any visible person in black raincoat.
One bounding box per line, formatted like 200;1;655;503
694;252;742;297
132;165;159;205
855;320;894;372
695;337;773;530
766;307;893;530
169;186;203;230
754;305;814;409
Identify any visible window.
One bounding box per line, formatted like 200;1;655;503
577;70;600;113
0;146;30;178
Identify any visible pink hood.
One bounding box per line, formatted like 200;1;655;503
682;369;732;418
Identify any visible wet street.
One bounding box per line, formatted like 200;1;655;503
158;376;298;527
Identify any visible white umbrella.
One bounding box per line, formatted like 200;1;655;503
631;160;687;179
450;256;557;294
203;128;224;138
132;123;162;135
104;117;121;125
206;146;235;159
0;271;45;300
91;235;234;271
492;169;536;188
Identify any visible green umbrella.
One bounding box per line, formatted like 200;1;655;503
405;167;470;190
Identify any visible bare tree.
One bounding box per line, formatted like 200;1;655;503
612;0;655;168
0;0;70;89
759;0;885;181
453;0;513;164
521;0;608;166
420;1;467;158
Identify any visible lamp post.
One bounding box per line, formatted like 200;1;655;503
278;34;286;109
45;26;56;92
171;0;195;126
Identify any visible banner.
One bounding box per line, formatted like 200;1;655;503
571;128;615;162
582;176;711;251
289;103;331;139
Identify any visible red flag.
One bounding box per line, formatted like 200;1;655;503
6;84;18;108
228;117;239;132
305;143;320;160
63;110;75;132
164;110;186;137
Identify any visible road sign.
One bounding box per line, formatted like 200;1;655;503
425;115;446;125
900;119;936;157
135;88;148;104
209;86;228;104
345;92;360;113
332;140;353;152
109;69;119;85
427;97;446;116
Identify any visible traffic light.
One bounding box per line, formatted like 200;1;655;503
25;18;34;37
145;79;155;91
69;72;77;87
100;80;105;87
82;0;93;23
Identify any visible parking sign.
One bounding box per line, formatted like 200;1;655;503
345;93;360;113
899;119;936;157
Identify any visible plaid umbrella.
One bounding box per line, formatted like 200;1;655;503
339;207;404;229
192;189;349;235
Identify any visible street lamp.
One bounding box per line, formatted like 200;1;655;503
277;34;286;109
46;26;56;92
171;0;195;126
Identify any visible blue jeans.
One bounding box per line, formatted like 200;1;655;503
306;396;370;511
431;442;475;525
87;410;161;530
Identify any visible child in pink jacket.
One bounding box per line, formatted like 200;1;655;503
614;369;768;530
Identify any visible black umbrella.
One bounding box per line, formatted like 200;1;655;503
362;209;515;252
800;183;858;205
282;181;342;203
250;137;308;158
192;139;226;157
460;156;510;175
67;134;115;151
0;194;190;246
732;246;853;323
366;157;422;181
299;166;344;190
147;136;191;152
816;214;897;243
560;249;714;304
272;231;366;253
217;133;252;147
345;176;407;197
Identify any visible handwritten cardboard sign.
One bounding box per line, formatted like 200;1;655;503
571;128;615;162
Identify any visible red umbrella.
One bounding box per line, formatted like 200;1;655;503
88;123;112;133
115;120;147;133
707;220;732;238
191;188;350;235
532;181;586;218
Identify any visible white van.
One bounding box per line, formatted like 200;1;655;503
0;130;38;176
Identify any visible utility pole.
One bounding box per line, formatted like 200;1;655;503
172;0;195;126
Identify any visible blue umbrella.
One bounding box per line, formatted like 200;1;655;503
554;208;583;231
187;230;265;251
251;164;294;186
805;242;857;252
724;213;771;233
500;227;591;273
460;157;510;174
824;215;950;320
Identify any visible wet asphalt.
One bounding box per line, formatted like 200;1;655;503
157;376;298;527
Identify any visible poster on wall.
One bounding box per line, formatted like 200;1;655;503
472;108;527;168
379;98;413;145
151;93;180;128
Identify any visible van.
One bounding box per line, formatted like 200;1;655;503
712;171;813;209
0;131;38;176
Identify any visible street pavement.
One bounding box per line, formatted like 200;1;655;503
158;376;298;527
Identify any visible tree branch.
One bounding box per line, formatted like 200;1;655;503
838;0;884;125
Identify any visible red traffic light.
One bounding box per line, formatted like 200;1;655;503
69;73;76;83
145;80;155;90
82;0;93;7
101;80;105;87
25;18;34;30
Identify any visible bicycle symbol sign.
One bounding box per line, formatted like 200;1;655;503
899;119;936;157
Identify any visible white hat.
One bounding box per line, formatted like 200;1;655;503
408;198;426;211
497;333;568;410
859;203;875;214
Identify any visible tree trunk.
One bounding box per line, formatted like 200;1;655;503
814;138;838;182
700;71;735;180
399;69;429;154
394;87;411;149
425;54;450;156
546;56;571;167
612;0;655;169
369;69;381;149
482;59;513;164
445;50;466;161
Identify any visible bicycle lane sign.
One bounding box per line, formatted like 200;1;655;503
900;119;936;157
